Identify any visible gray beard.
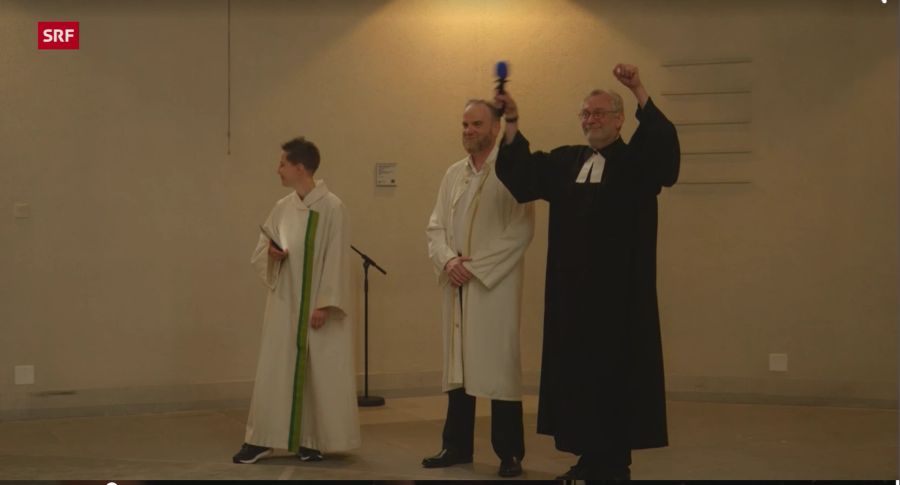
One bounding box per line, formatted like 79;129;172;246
464;138;490;154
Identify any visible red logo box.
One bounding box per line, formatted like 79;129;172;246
38;22;79;50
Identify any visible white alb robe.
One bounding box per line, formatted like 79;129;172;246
245;181;361;453
426;147;535;401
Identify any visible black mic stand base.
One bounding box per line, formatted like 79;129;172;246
357;395;385;407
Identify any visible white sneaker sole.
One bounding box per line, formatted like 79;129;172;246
236;448;272;464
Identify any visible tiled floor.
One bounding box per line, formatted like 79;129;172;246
0;394;896;480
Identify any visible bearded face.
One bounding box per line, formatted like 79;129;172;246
462;103;499;155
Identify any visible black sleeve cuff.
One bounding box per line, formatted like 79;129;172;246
635;97;664;123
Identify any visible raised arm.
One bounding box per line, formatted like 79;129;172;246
493;91;558;203
614;63;680;188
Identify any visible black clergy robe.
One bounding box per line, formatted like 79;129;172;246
495;97;680;453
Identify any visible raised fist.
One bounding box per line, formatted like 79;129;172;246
613;63;642;90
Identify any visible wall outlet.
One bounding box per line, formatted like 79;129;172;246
769;353;788;372
14;365;35;385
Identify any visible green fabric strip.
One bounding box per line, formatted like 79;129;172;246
288;210;319;452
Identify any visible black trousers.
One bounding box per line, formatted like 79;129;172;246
441;387;525;460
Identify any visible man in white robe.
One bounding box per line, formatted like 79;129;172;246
423;100;535;478
233;137;361;464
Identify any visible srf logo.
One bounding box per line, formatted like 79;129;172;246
38;22;79;50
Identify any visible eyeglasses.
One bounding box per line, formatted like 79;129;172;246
578;109;620;121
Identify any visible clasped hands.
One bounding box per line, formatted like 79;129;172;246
444;256;474;288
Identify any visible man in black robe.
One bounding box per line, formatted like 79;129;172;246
493;64;680;480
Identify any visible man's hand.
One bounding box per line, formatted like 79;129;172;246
613;63;641;89
613;63;649;108
268;241;288;261
310;308;328;329
444;256;474;287
494;92;518;120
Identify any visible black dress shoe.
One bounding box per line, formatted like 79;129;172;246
421;448;473;468
498;456;523;477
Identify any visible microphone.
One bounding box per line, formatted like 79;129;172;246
495;61;509;95
495;61;509;115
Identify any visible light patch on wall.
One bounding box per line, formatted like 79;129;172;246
14;365;35;385
769;353;788;373
369;0;599;55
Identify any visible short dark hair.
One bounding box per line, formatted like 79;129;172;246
281;137;320;174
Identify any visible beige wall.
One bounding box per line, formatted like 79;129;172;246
1;0;897;417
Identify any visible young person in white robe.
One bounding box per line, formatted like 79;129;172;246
424;100;535;478
233;137;361;464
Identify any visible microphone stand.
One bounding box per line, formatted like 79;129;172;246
351;245;387;407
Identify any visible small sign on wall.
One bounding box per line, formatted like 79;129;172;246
375;163;397;187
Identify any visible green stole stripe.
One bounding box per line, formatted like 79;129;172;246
288;210;319;452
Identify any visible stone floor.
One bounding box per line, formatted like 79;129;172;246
0;394;896;480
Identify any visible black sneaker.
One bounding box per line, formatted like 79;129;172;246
232;443;272;464
297;446;324;461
